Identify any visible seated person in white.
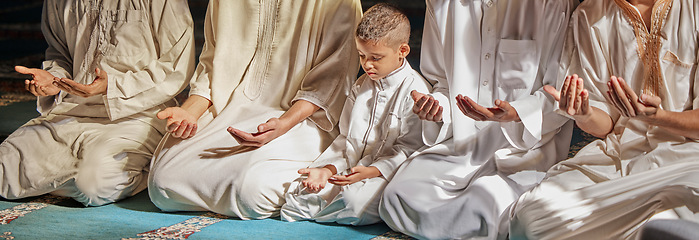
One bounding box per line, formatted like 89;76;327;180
281;3;431;226
509;0;699;239
2;0;194;206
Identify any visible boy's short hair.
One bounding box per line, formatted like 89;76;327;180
356;3;410;48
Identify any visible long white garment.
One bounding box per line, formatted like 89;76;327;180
508;0;699;239
378;0;577;239
148;0;361;219
281;61;431;225
0;0;195;206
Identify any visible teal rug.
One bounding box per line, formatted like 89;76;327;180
0;192;402;239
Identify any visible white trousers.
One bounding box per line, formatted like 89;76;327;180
281;175;387;226
509;140;699;240
0;114;160;206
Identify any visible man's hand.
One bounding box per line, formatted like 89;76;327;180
606;76;661;121
328;166;381;186
545;74;592;120
15;66;60;96
298;167;334;193
455;94;520;122
157;107;199;139
227;117;292;147
411;90;443;122
53;68;108;97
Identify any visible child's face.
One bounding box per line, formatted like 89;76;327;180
356;38;410;81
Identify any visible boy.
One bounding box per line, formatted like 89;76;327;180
280;3;431;226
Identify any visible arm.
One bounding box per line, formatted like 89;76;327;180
38;1;72;113
418;1;452;146
545;75;613;138
606;76;699;139
292;0;362;132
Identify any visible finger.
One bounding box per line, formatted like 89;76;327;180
543;85;561;101
560;75;572;110
27;82;40;96
618;77;642;114
581;89;590;115
190;125;198;138
573;78;584;115
419;97;436;119
610;77;635;117
36;85;48;96
458;96;486;121
606;88;627;117
464;96;492;119
228;127;256;141
15;66;35;75
181;123;194;139
413;95;428;115
455;95;471;116
435;106;443;121
59;78;90;96
25;79;32;92
566;76;579;115
427;99;441;121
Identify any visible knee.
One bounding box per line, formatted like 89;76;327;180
236;174;282;219
74;154;148;206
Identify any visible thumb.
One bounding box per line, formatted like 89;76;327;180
543;85;561;101
298;168;311;175
258;118;278;132
411;90;422;101
95;68;108;80
15;66;33;75
640;94;661;107
157;109;172;120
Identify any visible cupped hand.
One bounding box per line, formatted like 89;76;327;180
411;90;443;122
16;65;60;96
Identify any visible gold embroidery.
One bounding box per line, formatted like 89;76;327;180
663;51;693;69
613;0;673;97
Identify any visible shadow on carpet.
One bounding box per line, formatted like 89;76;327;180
0;191;410;239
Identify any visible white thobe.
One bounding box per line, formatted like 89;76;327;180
379;0;577;239
509;0;699;239
148;0;361;219
0;0;195;206
281;61;431;225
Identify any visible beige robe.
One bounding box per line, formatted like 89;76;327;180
378;0;577;239
509;0;699;239
0;0;195;206
148;0;361;219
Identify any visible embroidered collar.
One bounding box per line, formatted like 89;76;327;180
613;0;673;97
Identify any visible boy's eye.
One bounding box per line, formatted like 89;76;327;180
372;57;382;61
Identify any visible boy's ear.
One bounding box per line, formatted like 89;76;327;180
398;43;410;58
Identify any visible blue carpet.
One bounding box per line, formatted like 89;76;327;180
0;192;398;239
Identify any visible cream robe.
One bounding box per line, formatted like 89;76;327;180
281;61;431;225
148;0;361;219
0;0;195;206
378;0;577;239
509;0;699;239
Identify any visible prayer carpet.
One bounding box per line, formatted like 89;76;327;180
0;191;405;240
